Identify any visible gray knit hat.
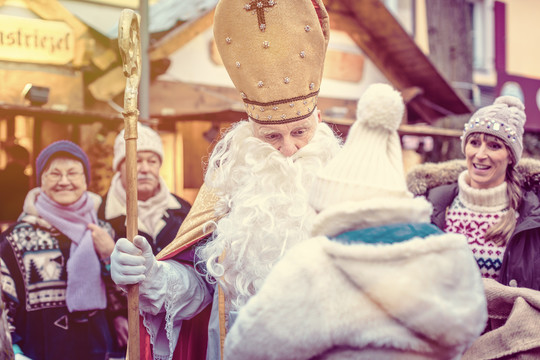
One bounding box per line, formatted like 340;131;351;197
461;96;526;163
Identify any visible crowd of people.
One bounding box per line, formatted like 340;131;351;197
1;0;540;359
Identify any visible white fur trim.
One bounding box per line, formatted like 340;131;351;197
323;232;487;351
324;229;467;261
312;196;433;238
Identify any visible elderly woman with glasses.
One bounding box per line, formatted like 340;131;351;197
0;140;120;360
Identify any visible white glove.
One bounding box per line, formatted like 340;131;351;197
111;235;157;288
15;353;32;360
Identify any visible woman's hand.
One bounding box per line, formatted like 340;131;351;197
88;223;115;260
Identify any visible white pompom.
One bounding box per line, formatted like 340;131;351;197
494;95;525;111
356;83;404;131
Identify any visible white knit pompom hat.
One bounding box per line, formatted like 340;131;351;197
113;123;164;171
310;83;412;212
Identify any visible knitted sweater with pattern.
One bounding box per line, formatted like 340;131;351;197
444;171;509;280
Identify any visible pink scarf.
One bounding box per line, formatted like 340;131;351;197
35;192;106;312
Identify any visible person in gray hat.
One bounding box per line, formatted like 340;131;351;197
409;95;540;289
407;96;540;358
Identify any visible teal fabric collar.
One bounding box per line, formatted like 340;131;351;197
334;223;443;245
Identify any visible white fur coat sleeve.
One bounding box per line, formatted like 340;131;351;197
224;236;333;360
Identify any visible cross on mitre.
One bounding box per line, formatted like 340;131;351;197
244;0;276;32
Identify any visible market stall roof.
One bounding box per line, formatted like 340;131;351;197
0;103;123;124
79;0;472;124
145;0;473;125
323;0;473;122
59;0;217;38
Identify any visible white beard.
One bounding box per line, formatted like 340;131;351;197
196;121;342;310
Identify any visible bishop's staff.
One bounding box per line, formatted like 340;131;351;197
118;9;141;360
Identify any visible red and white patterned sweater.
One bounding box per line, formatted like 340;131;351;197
444;172;510;280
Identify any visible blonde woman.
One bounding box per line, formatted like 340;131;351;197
408;96;540;358
412;97;540;288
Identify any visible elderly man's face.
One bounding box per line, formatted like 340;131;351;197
119;151;161;201
251;110;321;157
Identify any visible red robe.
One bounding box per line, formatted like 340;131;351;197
139;183;219;360
138;243;213;360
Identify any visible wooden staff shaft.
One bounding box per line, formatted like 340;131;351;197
125;119;140;360
119;9;142;360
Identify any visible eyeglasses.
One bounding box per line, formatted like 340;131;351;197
44;171;85;183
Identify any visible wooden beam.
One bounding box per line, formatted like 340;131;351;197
152;109;246;123
148;7;215;62
324;117;462;138
149;80;245;117
0;103;123;124
400;86;423;104
88;66;125;102
398;124;462;138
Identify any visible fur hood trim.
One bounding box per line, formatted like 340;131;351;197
406;157;540;197
312;197;433;238
224;231;487;360
324;229;466;262
322;232;487;354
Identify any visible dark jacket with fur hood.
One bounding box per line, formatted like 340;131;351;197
407;158;540;291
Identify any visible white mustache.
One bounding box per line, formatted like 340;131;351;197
137;174;156;181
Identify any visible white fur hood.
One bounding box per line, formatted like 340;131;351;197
225;203;488;360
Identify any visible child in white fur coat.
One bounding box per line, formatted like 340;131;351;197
224;84;488;360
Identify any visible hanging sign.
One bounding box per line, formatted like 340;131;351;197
0;15;75;65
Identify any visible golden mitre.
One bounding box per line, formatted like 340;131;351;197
214;0;330;124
